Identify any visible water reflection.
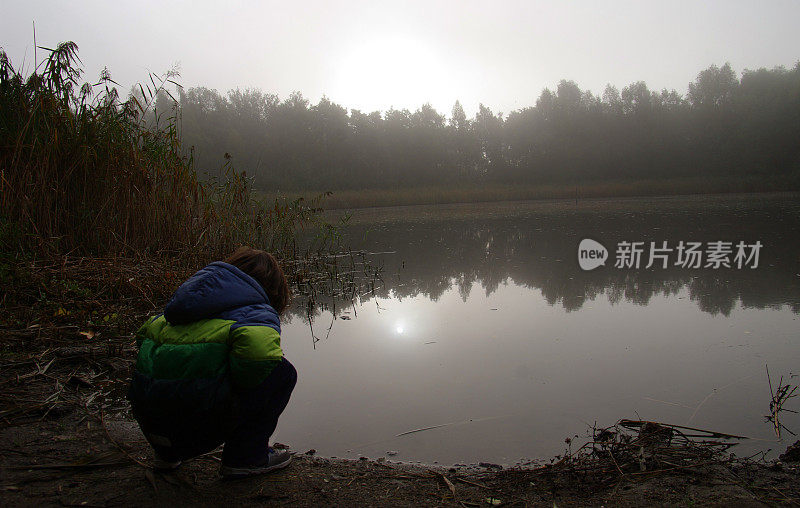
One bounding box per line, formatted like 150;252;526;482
290;194;800;321
276;195;800;465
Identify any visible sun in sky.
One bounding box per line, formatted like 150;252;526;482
330;35;463;114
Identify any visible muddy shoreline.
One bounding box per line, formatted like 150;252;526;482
2;404;800;507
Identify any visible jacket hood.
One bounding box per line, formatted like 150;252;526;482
164;262;270;325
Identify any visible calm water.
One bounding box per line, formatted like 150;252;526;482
274;194;800;465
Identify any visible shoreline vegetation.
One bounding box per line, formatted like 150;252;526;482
2;41;800;505
0;42;329;265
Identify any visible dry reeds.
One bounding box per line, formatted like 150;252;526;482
766;365;798;440
504;419;745;493
0;42;324;262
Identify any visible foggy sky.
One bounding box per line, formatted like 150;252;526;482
3;0;799;116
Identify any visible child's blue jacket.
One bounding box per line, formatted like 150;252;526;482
129;262;283;415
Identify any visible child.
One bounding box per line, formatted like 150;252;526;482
128;247;297;478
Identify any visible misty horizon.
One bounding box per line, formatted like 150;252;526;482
4;0;800;117
146;59;797;120
5;47;798;120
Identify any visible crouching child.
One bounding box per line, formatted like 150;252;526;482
128;247;297;478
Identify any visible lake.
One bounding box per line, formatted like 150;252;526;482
275;193;800;466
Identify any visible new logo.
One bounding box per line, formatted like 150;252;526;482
578;239;608;271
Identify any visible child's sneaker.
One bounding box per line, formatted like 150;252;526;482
221;448;293;479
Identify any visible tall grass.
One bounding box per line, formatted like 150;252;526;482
0;42;324;261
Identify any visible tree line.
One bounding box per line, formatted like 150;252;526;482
162;62;800;192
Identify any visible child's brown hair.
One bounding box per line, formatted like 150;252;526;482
225;247;290;314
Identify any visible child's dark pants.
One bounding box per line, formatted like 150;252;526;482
137;358;297;467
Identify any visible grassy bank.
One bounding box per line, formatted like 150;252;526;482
259;175;800;210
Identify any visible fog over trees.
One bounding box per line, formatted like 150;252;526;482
158;62;800;192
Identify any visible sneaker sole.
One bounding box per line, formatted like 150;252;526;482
221;455;292;479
